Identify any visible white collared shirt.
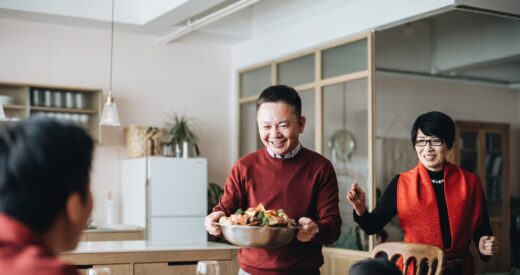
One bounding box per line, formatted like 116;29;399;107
266;142;302;159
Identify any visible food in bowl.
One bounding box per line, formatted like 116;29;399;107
219;203;296;227
217;204;299;248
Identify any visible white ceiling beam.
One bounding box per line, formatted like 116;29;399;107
156;0;261;44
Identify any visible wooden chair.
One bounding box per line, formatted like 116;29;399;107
371;242;445;275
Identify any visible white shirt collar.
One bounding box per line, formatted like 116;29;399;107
267;142;302;159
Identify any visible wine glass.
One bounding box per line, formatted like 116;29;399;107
196;261;220;275
86;267;111;275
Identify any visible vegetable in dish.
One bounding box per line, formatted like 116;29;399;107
219;203;296;227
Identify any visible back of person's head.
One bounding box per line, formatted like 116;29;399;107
349;258;401;275
0;118;94;234
256;85;302;118
411;111;456;149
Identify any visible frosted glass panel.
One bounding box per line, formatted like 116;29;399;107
277;54;314;86
240;66;271;98
299;89;315;150
323;78;369;251
322;39;367;79
485;133;503;217
459;131;478;173
240;102;261;157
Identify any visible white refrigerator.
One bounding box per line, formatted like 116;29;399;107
121;157;207;245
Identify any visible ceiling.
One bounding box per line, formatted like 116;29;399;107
0;1;519;86
0;0;253;40
376;9;520;88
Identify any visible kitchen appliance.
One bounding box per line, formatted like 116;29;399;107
121;157;207;245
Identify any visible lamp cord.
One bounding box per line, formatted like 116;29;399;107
109;0;115;97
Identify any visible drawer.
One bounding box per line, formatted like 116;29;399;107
134;260;231;275
76;264;130;275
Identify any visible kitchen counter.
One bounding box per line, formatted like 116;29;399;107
60;241;239;275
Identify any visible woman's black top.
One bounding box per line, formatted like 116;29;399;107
354;169;492;260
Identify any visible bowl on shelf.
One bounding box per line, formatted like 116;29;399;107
217;223;299;248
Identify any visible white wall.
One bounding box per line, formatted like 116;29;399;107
376;74;520;197
0;18;232;225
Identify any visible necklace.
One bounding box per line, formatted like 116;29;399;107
431;178;444;184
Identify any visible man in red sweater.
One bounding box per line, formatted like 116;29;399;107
205;85;341;275
0;118;94;275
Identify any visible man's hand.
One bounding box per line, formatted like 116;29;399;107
479;235;498;256
204;211;225;237
297;217;318;242
346;183;367;216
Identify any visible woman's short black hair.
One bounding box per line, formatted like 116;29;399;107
256;85;302;117
0;118;94;234
411;111;456;149
349;258;401;275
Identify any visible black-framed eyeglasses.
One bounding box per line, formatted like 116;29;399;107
415;138;443;147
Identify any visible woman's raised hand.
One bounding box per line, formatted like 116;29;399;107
346;183;367;216
479;235;499;256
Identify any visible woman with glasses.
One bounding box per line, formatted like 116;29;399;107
347;111;498;275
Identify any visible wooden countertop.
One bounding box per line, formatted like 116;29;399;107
63;241;238;255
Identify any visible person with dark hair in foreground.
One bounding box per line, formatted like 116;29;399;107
0;118;94;275
347;111;498;275
205;85;341;274
349;258;401;275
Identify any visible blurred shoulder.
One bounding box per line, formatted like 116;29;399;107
0;245;78;275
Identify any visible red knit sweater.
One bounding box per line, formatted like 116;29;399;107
214;147;341;275
0;214;79;275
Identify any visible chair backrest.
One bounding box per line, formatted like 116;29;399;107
371;242;445;275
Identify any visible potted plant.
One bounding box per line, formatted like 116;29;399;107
164;112;199;157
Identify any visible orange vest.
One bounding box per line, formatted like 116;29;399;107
397;161;484;275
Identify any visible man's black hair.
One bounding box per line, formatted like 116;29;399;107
0;118;94;233
256;85;302;117
411;111;456;149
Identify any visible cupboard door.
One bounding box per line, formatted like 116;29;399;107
135;261;231;275
322;78;370;251
484;132;504;217
299;89;315;150
77;264;130;275
240;65;271;98
458;130;479;173
239;102;262;157
277;54;315;87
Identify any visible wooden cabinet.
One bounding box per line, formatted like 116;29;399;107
237;33;376;275
77;264;130;275
0;82;102;142
61;243;239;275
135;261;230;275
81;230;145;242
451;120;510;272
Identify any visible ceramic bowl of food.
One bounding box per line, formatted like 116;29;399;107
218;223;299;248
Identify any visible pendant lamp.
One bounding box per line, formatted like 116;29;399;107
100;0;120;126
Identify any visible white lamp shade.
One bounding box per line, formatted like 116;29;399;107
100;101;120;126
